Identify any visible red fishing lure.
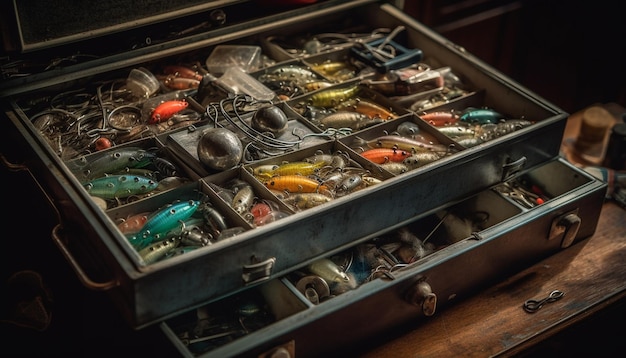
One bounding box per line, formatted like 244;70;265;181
150;100;188;124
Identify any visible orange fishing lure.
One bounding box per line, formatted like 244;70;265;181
150;100;188;124
360;148;410;164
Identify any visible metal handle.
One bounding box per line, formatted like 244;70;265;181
0;152;29;171
51;224;119;291
3;151;118;291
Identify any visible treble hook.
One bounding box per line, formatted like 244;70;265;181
523;290;564;313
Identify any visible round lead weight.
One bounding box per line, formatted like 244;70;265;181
197;127;243;170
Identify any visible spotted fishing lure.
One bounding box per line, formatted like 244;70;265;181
83;174;158;200
128;199;201;249
76;147;156;180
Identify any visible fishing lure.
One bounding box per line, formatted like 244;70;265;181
436;124;477;138
283;192;332;210
78;147;156;180
362;175;383;186
83;175;158;200
459;108;505;125
164;76;200;90
455;136;484;148
250;201;273;221
232;184;255;215
478;119;534;140
265;65;319;82
320;170;349;188
117;212;151;235
396;121;421;136
319;111;383;130
138;237;180;265
271;161;327;177
200;204;228;233
152;157;179;177
379;162;409;175
403;152;442;169
304;81;334;92
335;173;364;197
360;148;411;164
114;167;158;179
339;99;398;120
303;153;330;165
264;175;327;193
162;65;203;81
367;135;448;153
150;100;189;124
135;200;201;244
310;86;360;107
419;111;459;127
310;61;352;76
308;258;350;283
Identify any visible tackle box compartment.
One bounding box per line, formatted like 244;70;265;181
0;0;607;353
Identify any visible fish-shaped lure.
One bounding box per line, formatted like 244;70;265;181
83;175;158;200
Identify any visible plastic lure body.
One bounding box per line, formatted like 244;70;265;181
150;100;189;124
310;86;360;107
83;175;158;199
133;200;201;248
264;175;327;193
360;148;410;164
77;147;156;180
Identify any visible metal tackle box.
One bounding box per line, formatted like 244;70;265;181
0;0;607;356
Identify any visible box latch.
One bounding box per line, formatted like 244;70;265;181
501;156;527;182
548;209;581;248
242;257;276;285
405;278;437;317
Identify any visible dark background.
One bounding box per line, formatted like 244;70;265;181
405;0;626;115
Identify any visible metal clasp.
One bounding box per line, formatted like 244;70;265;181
242;256;276;285
548;209;581;248
501;156;527;182
523;290;564;313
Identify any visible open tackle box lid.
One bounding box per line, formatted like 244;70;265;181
0;0;381;98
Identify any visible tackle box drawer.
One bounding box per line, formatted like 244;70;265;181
0;0;604;343
158;157;606;357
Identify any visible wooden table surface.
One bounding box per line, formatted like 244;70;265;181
361;105;626;357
